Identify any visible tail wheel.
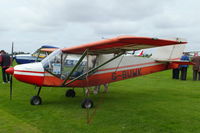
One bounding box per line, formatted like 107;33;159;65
81;98;94;109
30;96;42;105
66;89;76;97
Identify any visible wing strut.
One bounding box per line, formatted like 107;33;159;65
62;49;88;86
62;51;125;87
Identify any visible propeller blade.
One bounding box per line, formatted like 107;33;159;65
10;75;13;100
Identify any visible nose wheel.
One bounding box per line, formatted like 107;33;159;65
30;86;42;105
30;96;42;105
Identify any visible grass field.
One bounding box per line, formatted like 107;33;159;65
0;67;200;133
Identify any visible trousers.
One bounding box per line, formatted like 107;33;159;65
180;67;187;80
172;68;180;79
2;67;10;82
193;70;200;81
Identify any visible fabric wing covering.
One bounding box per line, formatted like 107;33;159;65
62;36;187;54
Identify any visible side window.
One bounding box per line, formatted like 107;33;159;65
60;54;87;80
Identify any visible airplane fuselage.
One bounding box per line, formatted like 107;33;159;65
10;54;170;88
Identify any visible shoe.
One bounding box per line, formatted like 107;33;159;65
2;82;6;84
7;81;10;83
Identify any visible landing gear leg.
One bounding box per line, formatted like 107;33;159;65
30;87;42;105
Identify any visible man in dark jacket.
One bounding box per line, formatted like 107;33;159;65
191;56;200;80
0;50;12;83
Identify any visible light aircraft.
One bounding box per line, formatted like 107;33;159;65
6;36;191;108
15;45;58;64
133;50;144;56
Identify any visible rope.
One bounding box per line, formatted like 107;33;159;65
85;53;123;124
86;92;106;124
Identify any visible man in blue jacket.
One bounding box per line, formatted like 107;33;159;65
180;52;190;80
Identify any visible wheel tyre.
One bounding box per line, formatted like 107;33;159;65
66;89;76;97
30;96;42;105
81;98;94;109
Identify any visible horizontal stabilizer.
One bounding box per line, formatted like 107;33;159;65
156;59;194;65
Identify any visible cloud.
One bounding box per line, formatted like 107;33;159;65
0;0;200;52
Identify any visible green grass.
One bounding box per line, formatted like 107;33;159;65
1;67;200;133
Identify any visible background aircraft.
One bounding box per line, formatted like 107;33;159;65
6;36;190;108
15;45;58;64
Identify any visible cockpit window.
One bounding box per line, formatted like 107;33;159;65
32;49;49;60
41;49;62;75
41;49;87;80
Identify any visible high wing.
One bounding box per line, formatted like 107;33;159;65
62;36;187;54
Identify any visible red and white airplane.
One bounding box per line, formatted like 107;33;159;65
6;36;190;108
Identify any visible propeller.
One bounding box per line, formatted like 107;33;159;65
9;42;14;100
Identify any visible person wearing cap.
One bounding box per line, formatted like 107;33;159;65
0;50;12;83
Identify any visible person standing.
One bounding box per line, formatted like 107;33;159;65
0;50;12;83
172;67;180;79
179;53;190;80
191;56;200;80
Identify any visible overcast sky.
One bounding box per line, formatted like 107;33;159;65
0;0;200;53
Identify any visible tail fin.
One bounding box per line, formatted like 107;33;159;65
138;51;144;56
151;38;186;60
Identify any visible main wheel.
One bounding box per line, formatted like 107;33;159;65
81;98;94;109
65;89;76;97
30;96;42;105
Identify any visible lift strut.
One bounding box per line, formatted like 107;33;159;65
62;49;88;86
62;51;125;87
